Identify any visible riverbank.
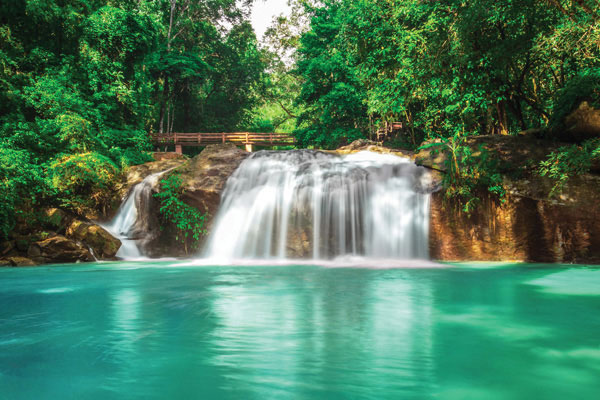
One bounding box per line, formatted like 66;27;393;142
3;134;600;266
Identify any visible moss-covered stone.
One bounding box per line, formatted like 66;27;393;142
28;235;94;264
66;220;121;259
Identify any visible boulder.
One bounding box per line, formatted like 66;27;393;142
336;139;414;158
105;158;188;221
415;140;448;172
122;159;187;191
563;101;600;142
132;144;249;257
27;235;94;264
2;256;37;267
0;241;15;257
44;208;73;232
153;152;187;161
66;220;121;259
175;144;249;223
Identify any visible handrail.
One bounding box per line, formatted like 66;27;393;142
150;132;295;146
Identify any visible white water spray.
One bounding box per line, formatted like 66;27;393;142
103;171;168;259
204;150;434;261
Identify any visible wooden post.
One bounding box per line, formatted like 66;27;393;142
222;133;225;144
173;133;181;154
245;143;253;152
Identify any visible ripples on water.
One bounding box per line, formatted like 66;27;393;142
0;262;599;399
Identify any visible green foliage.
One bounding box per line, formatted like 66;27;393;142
49;152;119;211
288;0;599;147
0;0;264;237
154;174;206;254
294;1;369;149
421;135;506;213
0;148;44;238
539;138;600;196
550;70;600;130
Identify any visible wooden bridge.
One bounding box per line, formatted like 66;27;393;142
151;132;295;153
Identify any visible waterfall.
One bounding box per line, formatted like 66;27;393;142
103;171;168;259
204;150;434;261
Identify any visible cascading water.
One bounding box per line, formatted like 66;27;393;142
204;150;435;261
103;171;168;259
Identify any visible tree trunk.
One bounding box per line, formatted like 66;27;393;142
158;77;169;134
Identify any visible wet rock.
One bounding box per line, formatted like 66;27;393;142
66;220;121;259
2;256;37;267
336;139;414;159
28;235;94;264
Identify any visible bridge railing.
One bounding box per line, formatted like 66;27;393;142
151;132;295;146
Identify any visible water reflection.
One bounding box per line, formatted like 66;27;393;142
208;269;435;398
1;264;600;400
111;288;141;352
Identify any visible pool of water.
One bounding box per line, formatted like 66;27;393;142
1;261;599;399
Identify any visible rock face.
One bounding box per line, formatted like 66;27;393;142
336;138;414;158
89;137;600;263
0;256;36;267
430;186;600;263
112;158;187;209
174;144;249;225
128;144;249;257
425;134;600;263
66;220;121;259
563;101;600;142
27;235;94;264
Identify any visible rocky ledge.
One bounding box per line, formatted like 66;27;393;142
416;135;600;263
0;208;121;266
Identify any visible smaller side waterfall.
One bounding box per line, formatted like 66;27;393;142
103;171;168;259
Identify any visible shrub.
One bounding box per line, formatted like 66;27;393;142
49;152;118;211
420;134;505;213
0;148;44;238
539;138;600;196
154;174;207;254
550;70;600;131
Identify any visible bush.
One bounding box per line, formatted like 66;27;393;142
56;113;99;152
550;70;600;130
49;152;118;211
420;134;505;213
102;129;153;166
0;148;44;238
154;174;207;254
539;138;600;196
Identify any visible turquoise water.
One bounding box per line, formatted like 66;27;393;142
1;262;599;399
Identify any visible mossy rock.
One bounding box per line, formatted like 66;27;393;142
66;220;121;259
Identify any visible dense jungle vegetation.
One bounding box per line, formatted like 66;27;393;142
1;0;600;238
